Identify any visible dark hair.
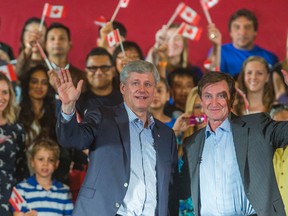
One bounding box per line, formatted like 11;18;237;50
0;42;15;60
85;47;113;65
19;65;56;147
167;67;197;88
112;41;144;72
45;22;71;41
198;72;236;108
228;9;258;32
98;21;127;38
20;17;47;51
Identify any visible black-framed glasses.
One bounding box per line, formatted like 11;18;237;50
86;65;112;73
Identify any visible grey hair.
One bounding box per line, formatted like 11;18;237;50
120;60;160;84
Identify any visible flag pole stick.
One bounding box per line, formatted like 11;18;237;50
110;1;121;22
117;29;126;58
39;3;48;32
200;0;212;24
166;10;178;28
35;41;53;70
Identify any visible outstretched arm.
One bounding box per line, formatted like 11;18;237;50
55;69;83;115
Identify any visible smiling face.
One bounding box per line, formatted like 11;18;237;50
0;80;10;115
230;16;257;50
244;60;269;93
31;148;59;179
86;55;114;92
201;80;231;130
167;27;184;57
120;72;156;117
28;70;49;100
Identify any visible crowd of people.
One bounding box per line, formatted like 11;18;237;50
0;7;287;216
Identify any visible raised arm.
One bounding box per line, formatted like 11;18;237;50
55;69;83;114
207;23;222;71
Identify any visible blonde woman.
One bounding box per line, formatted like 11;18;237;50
0;72;25;216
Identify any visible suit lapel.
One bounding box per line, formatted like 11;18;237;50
230;113;248;179
114;104;130;167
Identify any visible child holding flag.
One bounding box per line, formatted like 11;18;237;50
10;138;73;216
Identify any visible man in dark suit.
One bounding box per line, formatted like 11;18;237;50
55;60;177;215
182;71;288;216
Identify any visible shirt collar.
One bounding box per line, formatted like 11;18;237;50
27;175;63;189
205;117;231;138
124;102;155;129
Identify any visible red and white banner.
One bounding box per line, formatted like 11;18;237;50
44;3;66;18
202;0;220;10
176;3;200;25
120;0;130;8
178;23;202;41
106;29;120;47
94;16;107;27
9;187;25;212
0;64;17;81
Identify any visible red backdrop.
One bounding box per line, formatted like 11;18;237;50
0;0;287;71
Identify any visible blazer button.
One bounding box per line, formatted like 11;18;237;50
115;203;120;208
124;182;128;187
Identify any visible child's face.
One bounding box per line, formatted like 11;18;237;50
31;148;59;179
150;81;169;110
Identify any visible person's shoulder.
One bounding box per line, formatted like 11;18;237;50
221;43;234;50
237;112;271;125
254;45;278;59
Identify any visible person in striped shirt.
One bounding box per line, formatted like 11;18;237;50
11;137;73;216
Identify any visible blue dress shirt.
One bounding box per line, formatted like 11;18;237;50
200;118;256;215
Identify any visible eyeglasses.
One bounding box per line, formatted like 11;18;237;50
86;65;112;73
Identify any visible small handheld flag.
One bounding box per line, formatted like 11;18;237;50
0;64;17;81
39;3;66;31
110;0;130;22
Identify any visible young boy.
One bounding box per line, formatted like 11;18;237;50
11;138;73;216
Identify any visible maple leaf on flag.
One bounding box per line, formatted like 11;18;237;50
202;0;220;10
44;3;66;18
176;2;200;25
94;16;107;27
0;64;17;81
9;187;26;212
178;23;202;41
120;0;130;8
106;29;120;47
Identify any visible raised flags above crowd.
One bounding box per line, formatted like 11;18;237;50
0;64;17;81
178;23;202;41
106;29;120;47
39;3;66;31
111;0;130;22
202;0;220;10
200;0;221;23
94;16;107;27
120;0;130;8
177;3;200;25
167;2;200;27
44;3;66;18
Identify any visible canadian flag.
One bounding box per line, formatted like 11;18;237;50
176;3;200;25
106;29;120;47
201;0;220;10
9;187;26;212
0;64;17;81
94;16;107;27
120;0;130;8
178;23;202;41
44;3;66;18
203;58;220;71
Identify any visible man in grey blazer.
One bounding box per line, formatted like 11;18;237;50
55;60;177;215
182;71;288;215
